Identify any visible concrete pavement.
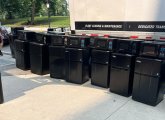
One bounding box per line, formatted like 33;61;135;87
0;46;165;120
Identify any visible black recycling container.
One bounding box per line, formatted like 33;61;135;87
15;30;35;70
15;40;30;70
91;37;117;88
11;27;24;35
17;30;35;42
88;36;99;78
65;48;90;84
91;50;111;88
110;39;143;96
133;57;165;106
132;41;165;106
110;53;135;96
65;36;90;84
9;27;24;58
29;33;50;75
49;34;67;79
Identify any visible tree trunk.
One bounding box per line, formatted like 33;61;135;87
31;0;36;25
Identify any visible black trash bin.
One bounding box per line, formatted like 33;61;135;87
110;39;143;97
133;57;165;106
49;34;67;79
0;73;4;104
15;30;35;70
9;27;24;58
91;37;117;88
15;40;30;70
110;53;135;96
132;41;165;106
65;36;90;84
88;35;99;78
11;27;24;35
29;32;50;75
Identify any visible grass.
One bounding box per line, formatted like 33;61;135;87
0;16;70;28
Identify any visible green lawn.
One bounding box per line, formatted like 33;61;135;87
0;16;70;27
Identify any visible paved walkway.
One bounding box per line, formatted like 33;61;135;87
0;46;165;120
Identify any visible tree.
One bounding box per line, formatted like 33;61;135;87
19;0;44;24
31;0;36;24
0;0;68;22
0;0;6;19
49;0;58;16
0;0;22;19
46;0;69;16
55;0;69;16
19;0;32;18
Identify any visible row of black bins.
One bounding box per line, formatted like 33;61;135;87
14;31;165;106
50;35;90;84
108;40;165;106
15;31;50;74
9;27;66;58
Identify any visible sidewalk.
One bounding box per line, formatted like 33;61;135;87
0;46;165;120
1;46;15;68
1;45;12;55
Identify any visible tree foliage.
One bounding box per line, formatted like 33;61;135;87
0;0;68;24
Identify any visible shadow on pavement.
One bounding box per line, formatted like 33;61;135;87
1;64;107;103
